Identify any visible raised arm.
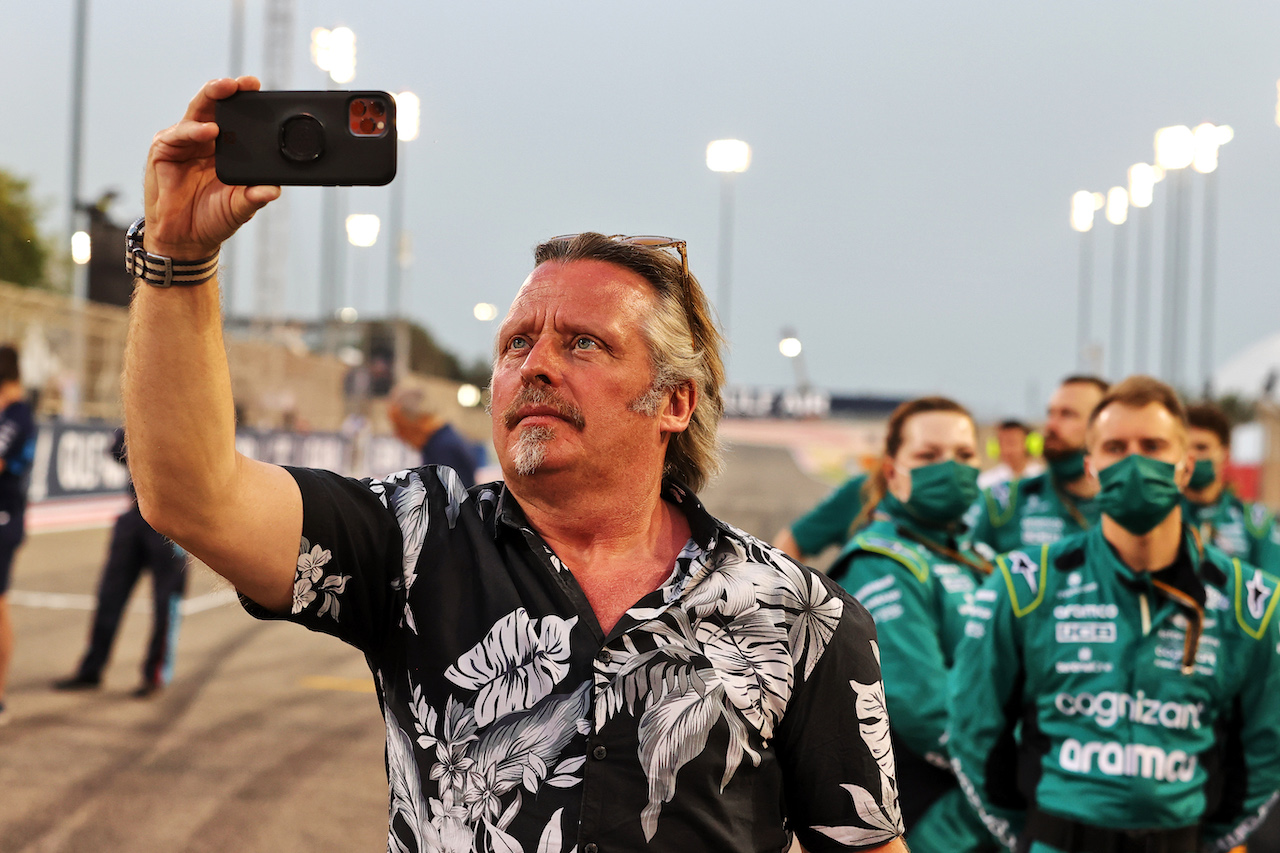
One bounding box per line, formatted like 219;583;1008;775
124;76;297;611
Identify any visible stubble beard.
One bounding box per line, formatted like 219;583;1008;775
512;425;556;476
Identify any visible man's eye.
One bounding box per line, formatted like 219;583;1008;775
574;337;598;350
508;337;528;351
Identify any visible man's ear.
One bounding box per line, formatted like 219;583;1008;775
658;381;696;435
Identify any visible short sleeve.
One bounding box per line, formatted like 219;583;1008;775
777;590;906;851
239;466;406;654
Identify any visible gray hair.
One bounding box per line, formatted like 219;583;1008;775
530;233;725;492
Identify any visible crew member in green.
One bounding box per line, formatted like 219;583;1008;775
773;472;868;562
1184;402;1280;573
828;397;998;853
949;376;1280;853
971;376;1108;555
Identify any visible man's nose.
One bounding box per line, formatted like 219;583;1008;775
518;337;562;386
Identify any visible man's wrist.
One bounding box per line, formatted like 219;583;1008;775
125;217;220;288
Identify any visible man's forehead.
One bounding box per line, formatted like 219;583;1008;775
1052;382;1104;408
505;259;656;317
1188;426;1223;445
1093;402;1182;438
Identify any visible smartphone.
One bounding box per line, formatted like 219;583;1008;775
215;90;397;186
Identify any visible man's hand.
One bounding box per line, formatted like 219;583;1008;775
142;76;280;259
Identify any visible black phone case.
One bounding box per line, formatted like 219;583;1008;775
215;91;397;186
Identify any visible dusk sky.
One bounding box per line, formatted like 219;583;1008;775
5;1;1280;418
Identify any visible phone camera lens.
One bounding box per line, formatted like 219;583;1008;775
280;114;325;163
359;117;376;134
350;100;367;117
368;101;385;118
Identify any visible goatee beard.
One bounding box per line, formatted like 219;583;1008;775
513;425;555;476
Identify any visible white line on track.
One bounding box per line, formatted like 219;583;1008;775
9;588;240;615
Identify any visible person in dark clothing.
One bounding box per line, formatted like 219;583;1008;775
54;428;188;697
0;344;37;723
386;380;479;487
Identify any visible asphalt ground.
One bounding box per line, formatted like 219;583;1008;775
0;443;832;852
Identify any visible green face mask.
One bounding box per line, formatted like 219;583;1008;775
903;460;981;525
1097;455;1183;535
1188;458;1216;491
1047;448;1087;483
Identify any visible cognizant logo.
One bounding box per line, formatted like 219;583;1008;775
1053;691;1203;730
1059;739;1196;782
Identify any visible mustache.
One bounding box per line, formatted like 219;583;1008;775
502;385;586;430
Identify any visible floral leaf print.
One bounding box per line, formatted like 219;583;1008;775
718;695;762;790
436;467;469;529
637;683;724;841
695;607;793;741
482;818;522;853
430;739;475;796
411;684;440;751
441;694;480;748
811;783;903;847
384;707;430;853
291;537;332;614
464;764;503;823
445;609;578;727
679;540;777;619
390;472;429;594
536;808;565;853
780;569;843;680
291;537;350;620
297;537;332;582
469;682;591;797
855;642;897;778
592;640;710;732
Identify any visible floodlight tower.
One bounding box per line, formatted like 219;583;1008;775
706;139;751;340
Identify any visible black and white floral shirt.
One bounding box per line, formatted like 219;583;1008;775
242;466;904;853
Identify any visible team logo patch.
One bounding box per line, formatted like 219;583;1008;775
1007;551;1039;595
1247;572;1273;620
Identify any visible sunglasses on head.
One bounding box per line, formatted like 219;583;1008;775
547;234;689;281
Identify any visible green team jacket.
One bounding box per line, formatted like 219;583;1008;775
948;525;1280;852
1184;489;1280;574
832;509;987;813
791;473;868;556
970;472;1101;556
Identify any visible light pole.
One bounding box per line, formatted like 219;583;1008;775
1154;125;1194;387
67;0;89;303
1070;190;1104;372
312;26;355;352
387;91;420;318
706;139;751;340
1104;187;1129;378
1192;122;1232;397
1127;163;1162;373
224;0;246;316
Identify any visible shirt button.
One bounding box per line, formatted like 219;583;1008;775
584;845;599;853
596;648;612;664
592;745;607;760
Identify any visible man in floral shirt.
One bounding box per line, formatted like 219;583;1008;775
124;76;907;853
